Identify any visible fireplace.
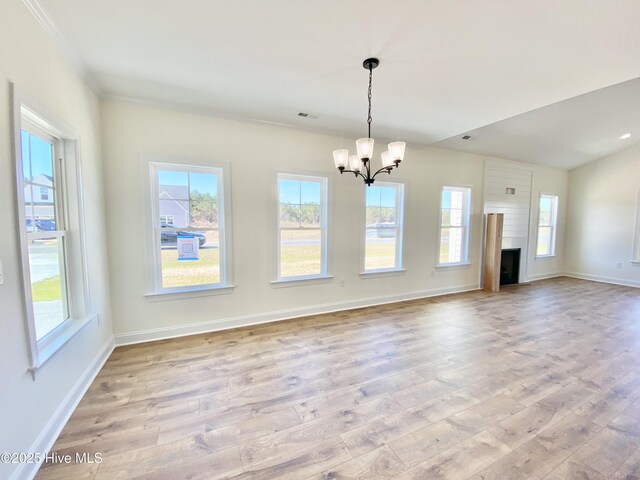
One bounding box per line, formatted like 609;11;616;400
500;248;520;285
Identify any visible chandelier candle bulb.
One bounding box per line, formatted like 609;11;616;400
356;137;375;160
333;149;349;169
388;141;406;164
381;150;394;169
348;154;361;172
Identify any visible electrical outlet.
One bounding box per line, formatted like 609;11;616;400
339;278;345;287
430;269;435;277
0;260;4;285
616;261;623;269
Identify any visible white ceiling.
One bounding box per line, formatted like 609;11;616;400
36;0;640;167
435;77;640;169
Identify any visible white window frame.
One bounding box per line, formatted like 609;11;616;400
437;185;472;267
12;85;95;378
147;161;234;298
273;172;330;284
633;190;640;266
536;193;559;258
361;181;406;275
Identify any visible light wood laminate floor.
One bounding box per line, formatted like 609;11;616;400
36;277;640;480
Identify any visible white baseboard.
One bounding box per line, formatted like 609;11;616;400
525;272;564;282
115;283;480;346
564;271;640;289
12;338;115;480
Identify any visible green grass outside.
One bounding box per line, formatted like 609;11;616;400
281;245;322;277
161;248;220;287
281;241;397;276
31;276;62;302
364;242;396;270
31;241;399;292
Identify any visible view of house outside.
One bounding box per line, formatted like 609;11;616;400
157;169;221;287
21;130;67;340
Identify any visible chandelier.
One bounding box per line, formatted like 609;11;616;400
332;58;406;186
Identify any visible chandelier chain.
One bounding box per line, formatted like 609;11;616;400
367;65;373;138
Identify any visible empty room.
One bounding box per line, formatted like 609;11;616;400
2;1;640;479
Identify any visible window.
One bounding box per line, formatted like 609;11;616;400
13;87;94;375
536;194;559;257
160;215;174;226
276;173;328;280
438;186;471;265
150;163;231;293
39;186;50;200
20;127;69;341
364;182;405;272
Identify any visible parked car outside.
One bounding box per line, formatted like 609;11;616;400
160;224;206;247
375;223;396;238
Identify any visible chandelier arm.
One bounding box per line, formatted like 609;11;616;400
340;168;369;181
371;166;395;180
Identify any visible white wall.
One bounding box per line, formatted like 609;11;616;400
101;99;568;344
101;100;482;343
0;1;113;479
527;161;569;280
565;142;640;286
483;158;568;283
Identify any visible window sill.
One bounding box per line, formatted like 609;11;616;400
145;284;235;302
270;275;333;288
535;254;557;259
435;262;471;270
631;260;640;267
359;268;407;278
30;313;98;379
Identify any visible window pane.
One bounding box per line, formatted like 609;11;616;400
366;186;382;207
189;197;217;228
28;237;67;340
366;206;382;227
366;187;396;226
441;209;451;227
300;181;321;204
189;173;218;227
449;208;463;227
537;226;551;256
159;199;189;228
160;229;219;288
440;227;463;264
279;179;300;204
539;209;551;226
439;187;470;265
365;228;397;270
189;172;217;197
158;170;189;200
451;190;464;209
280;204;301;228
539;196;552;214
300;204;320;228
280;229;321;277
22;131;59;231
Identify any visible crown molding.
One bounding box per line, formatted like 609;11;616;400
21;0;102;95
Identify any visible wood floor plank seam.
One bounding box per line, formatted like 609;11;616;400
34;277;640;480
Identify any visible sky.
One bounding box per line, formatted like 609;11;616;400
366;185;396;208
279;179;321;205
22;130;53;182
158;170;217;196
